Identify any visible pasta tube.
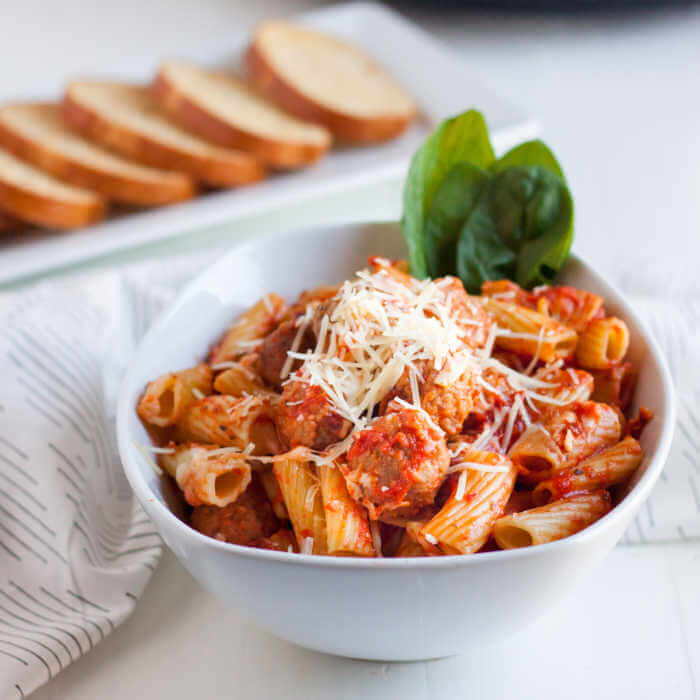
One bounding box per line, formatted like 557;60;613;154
273;459;327;554
213;362;264;396
318;463;375;557
533;367;594;406
395;531;427;557
532;436;643;505
137;363;212;428
258;467;289;520
481;297;578;362
576;317;629;370
494;491;611;548
421;451;516;554
176;394;279;454
160;443;251;507
590;362;636;409
534;286;604;332
208;293;286;365
509;401;621;481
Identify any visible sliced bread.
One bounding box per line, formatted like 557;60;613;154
0;148;106;229
63;82;266;187
0;209;25;233
0;103;195;206
245;21;417;143
154;60;331;169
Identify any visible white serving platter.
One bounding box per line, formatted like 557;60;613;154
0;1;538;285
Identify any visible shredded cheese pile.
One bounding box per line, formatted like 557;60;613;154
285;261;479;429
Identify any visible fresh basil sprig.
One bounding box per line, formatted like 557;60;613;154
401;110;573;292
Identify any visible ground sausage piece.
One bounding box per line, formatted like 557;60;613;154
190;478;278;545
342;404;449;521
380;359;480;436
258;319;315;389
436;276;493;349
276;380;351;451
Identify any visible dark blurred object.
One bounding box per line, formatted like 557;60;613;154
388;0;697;10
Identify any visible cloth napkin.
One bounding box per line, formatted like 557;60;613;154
0;251;697;699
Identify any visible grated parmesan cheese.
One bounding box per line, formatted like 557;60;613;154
288;267;474;429
455;470;467;501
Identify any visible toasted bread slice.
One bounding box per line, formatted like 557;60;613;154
0;103;195;206
0;209;25;233
63;82;266;187
0;148;106;229
245;21;417;143
154;60;331;169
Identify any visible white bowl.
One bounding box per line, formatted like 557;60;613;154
116;221;674;661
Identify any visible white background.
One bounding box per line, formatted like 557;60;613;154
3;0;699;697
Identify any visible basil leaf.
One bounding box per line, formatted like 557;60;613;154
423;162;491;277
493;139;565;180
457;203;517;292
402;110;495;278
456;166;574;292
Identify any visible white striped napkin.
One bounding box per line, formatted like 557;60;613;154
0;251;696;698
621;297;700;543
0;263;193;700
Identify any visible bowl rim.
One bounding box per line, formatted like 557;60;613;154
116;220;676;570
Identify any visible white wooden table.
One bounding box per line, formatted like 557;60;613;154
4;1;699;697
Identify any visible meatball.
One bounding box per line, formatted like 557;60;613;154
276;380;351;451
381;359;480;436
190;477;279;545
342;405;449;521
435;276;493;349
258;318;315;389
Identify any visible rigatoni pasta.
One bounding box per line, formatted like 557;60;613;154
493;492;611;548
213;361;265;396
576;317;630;370
531;436;643;505
318;463;375;556
137;257;650;556
208;293;286;365
137;363;212;428
480;297;578;362
159;443;252;507
273;459;327;555
420;451;515;554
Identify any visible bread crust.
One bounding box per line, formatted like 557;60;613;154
0;105;196;206
0;170;106;229
244;40;415;144
0;209;25;233
153;67;330;169
63;86;266;187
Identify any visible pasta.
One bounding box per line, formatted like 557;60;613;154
493;492;611;548
480;297;578;362
508;401;622;481
318;462;375;556
208;293;286;365
576;317;630;370
213;361;265;396
395;531;427;557
273;459;328;555
258;467;289;520
591;362;636;409
137;363;212;428
176;394;279;454
159;443;251;507
421;451;516;554
137;256;650;556
531;436;643;505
